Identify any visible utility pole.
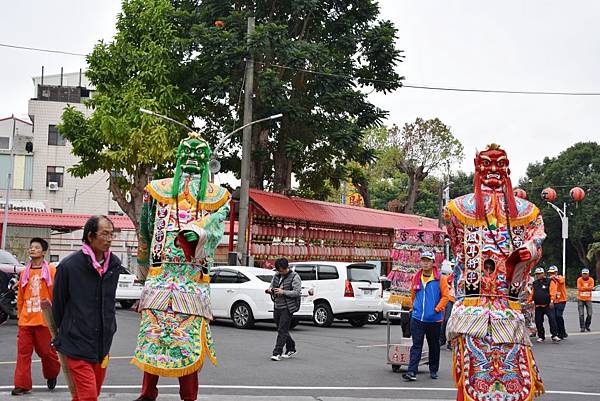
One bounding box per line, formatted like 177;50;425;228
236;16;255;266
1;115;16;249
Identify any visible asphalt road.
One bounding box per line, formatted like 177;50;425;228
0;303;599;401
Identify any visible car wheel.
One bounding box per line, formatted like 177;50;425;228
349;315;369;327
313;302;334;327
231;302;255;329
367;312;383;324
119;300;135;309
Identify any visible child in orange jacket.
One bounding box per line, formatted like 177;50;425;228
12;238;60;396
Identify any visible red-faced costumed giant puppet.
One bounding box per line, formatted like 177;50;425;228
444;144;546;401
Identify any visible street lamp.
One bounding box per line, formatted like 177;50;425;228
545;201;568;277
541;186;585;277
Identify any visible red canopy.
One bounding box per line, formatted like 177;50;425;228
249;189;443;232
0;211;135;230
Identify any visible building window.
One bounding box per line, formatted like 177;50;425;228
49;255;59;263
0;137;9;149
51;208;63;213
48;125;67;146
46;166;64;187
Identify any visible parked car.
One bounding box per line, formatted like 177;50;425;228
592;285;600;303
290;262;383;327
116;268;143;309
210;266;277;329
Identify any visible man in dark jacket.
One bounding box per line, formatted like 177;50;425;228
529;267;561;343
266;258;301;361
52;216;121;401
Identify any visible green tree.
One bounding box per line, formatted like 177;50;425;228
385;118;464;214
174;0;403;194
59;0;187;234
520;142;600;283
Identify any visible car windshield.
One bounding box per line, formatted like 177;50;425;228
256;275;274;283
347;265;379;283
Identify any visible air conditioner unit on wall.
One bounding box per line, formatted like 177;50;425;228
48;182;59;191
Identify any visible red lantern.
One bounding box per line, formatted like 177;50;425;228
513;188;528;200
541;187;557;202
214;20;225;28
570;186;585;202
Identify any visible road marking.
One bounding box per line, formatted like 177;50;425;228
0;385;597;397
357;330;600;348
0;355;134;365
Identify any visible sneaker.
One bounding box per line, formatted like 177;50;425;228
282;350;297;359
11;388;30;396
551;336;561;343
47;378;57;390
270;354;282;361
402;372;417;381
563;333;568;339
430;372;439;379
536;338;544;343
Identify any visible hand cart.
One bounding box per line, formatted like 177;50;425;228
386;310;428;373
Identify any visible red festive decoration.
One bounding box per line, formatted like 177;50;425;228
541;187;557;202
214;20;225;28
513;188;528;200
570;186;585;202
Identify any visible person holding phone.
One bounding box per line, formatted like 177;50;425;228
265;258;301;361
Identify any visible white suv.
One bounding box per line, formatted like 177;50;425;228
290;261;383;327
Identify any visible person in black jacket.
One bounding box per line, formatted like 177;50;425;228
265;258;301;361
529;267;561;344
52;216;122;401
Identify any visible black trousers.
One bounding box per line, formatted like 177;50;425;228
407;318;441;375
273;308;295;356
535;306;558;339
554;302;567;338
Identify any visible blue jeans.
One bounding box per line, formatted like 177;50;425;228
407;318;441;375
554;302;567;337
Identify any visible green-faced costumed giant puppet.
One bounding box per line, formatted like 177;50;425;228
132;133;229;401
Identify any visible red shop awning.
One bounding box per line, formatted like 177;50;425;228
249;189;443;232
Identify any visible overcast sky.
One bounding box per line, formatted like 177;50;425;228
1;1;599;183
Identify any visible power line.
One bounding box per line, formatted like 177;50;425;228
0;42;86;57
255;61;600;96
3;41;600;96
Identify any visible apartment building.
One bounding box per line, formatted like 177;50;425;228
27;70;122;215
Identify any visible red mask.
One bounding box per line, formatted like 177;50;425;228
473;144;518;219
475;148;510;189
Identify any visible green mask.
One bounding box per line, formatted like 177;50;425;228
172;134;211;201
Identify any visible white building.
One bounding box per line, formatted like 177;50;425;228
26;70;122;215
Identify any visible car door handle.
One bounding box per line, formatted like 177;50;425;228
226;289;235;293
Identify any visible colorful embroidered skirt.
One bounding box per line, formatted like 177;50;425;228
453;334;544;401
131;309;216;377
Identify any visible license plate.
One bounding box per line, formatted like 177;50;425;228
118;283;130;288
363;289;374;295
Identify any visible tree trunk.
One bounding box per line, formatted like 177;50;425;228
273;119;292;193
108;167;149;244
403;174;418;214
572;238;590;268
356;183;371;208
250;126;268;190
